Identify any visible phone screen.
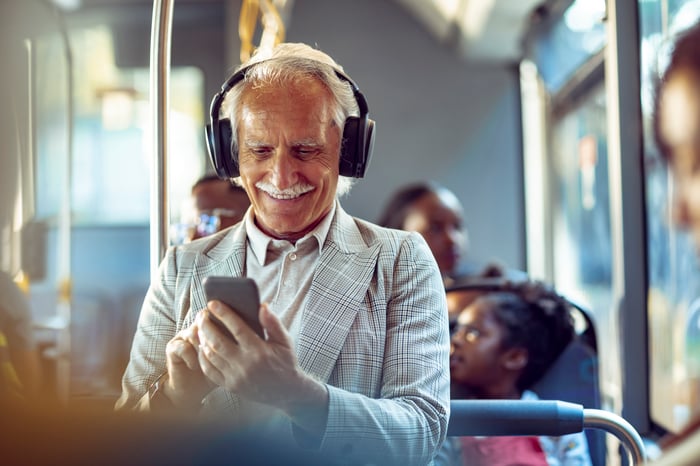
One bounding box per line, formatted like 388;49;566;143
202;276;264;339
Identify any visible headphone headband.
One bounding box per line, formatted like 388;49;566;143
205;58;375;179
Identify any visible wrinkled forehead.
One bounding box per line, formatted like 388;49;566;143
237;75;342;127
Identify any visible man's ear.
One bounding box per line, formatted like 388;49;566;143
502;347;528;371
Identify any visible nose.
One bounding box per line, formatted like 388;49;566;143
447;226;464;249
268;150;299;189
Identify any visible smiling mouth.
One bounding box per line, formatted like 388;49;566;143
255;182;315;200
266;191;305;200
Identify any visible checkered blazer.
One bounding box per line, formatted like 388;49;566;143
117;204;450;465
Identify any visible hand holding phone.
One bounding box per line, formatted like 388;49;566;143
202;276;264;340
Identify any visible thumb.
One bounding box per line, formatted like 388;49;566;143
259;303;293;348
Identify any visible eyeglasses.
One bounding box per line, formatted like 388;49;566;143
169;208;240;245
196;208;239;236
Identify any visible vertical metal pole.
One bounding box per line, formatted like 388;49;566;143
605;0;649;435
149;0;174;278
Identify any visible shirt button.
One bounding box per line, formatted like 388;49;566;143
289;252;297;261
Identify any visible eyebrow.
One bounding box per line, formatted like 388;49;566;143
242;140;271;149
243;138;324;149
293;137;321;145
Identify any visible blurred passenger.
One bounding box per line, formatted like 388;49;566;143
189;174;251;241
654;21;700;251
650;19;700;466
437;280;591;466
377;181;467;285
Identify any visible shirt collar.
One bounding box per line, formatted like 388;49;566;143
245;200;337;266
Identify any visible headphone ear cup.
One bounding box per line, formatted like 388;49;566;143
340;116;374;178
218;118;239;178
206;119;237;178
205;122;219;175
364;119;375;172
340;117;360;177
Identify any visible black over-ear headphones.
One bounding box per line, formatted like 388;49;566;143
205;60;375;179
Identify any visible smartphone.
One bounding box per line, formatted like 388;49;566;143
202;276;264;339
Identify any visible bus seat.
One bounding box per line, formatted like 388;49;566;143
531;335;606;466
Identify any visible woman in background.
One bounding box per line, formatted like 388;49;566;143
378;181;467;285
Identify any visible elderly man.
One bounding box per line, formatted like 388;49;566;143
116;43;449;465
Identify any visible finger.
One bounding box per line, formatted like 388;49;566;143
167;337;200;371
209;300;263;347
198;308;239;345
259;303;292;348
198;346;225;386
198;313;242;361
177;316;204;350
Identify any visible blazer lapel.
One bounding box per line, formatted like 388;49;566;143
186;225;248;327
296;207;380;382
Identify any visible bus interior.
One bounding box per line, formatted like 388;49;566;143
2;0;700;464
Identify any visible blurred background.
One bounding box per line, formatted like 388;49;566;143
1;0;534;404
2;1;700;454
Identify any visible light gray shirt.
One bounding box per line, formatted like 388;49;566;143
245;202;335;340
228;203;337;441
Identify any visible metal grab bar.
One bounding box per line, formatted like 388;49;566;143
449;400;646;465
584;408;646;465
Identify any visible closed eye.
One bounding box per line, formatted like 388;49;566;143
242;140;274;159
250;147;273;158
294;145;322;159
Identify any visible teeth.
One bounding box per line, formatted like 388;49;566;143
256;181;314;199
269;192;299;200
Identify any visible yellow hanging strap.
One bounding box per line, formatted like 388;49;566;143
239;0;259;63
259;0;286;51
239;0;287;63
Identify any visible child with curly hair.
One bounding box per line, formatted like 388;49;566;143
438;281;592;465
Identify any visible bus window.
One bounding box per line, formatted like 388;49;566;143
33;26;205;226
522;0;614;412
548;82;614;409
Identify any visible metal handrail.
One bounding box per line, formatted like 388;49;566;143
448;400;646;465
584;408;646;465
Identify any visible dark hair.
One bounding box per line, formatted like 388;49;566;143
476;281;575;392
192;173;246;194
377;181;447;229
653;21;700;161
